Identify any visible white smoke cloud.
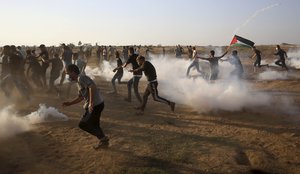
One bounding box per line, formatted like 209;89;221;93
86;54;299;114
25;104;68;124
149;56;270;112
0;105;31;139
92;53;271;112
0;104;68;139
258;70;288;80
287;49;300;69
85;60;141;81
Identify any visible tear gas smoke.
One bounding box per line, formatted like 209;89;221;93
150;56;271;112
25;104;68;124
258;70;288;80
89;51;300;114
287;49;300;69
85;60;140;81
0;105;31;139
0;104;68;138
95;53;271;112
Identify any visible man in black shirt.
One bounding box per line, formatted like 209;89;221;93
274;45;288;70
130;56;175;115
251;46;268;72
123;47;142;103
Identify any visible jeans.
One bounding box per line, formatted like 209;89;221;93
127;76;142;103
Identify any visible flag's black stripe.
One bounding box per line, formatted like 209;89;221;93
235;35;255;47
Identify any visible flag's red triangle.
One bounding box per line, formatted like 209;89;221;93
230;35;238;45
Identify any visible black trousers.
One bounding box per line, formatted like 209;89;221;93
78;103;105;140
275;59;287;68
140;81;171;111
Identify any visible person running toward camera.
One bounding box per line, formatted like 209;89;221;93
186;46;203;77
196;49;228;80
123;47;142;103
59;45;73;85
109;51;126;94
62;64;109;149
130;56;175;115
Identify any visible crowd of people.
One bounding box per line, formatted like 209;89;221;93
0;43;290;149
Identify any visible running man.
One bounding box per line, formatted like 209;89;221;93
109;51;126;94
186;46;203;77
130;56;175;115
274;45;288;70
251;46;268;72
221;50;244;79
196;49;228;80
62;64;109;149
123;47;142;103
60;45;73;85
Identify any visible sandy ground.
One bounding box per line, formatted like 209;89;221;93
0;48;300;174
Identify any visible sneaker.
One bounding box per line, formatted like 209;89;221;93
170;102;175;112
124;98;131;102
93;136;109;150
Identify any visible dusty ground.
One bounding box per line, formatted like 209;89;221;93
0;46;300;174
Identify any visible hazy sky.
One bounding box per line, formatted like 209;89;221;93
0;0;299;46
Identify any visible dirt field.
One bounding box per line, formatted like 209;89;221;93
0;45;300;174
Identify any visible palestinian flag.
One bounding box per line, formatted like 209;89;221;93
230;35;255;48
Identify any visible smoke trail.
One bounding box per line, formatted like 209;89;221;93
233;3;279;34
0;105;31;139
